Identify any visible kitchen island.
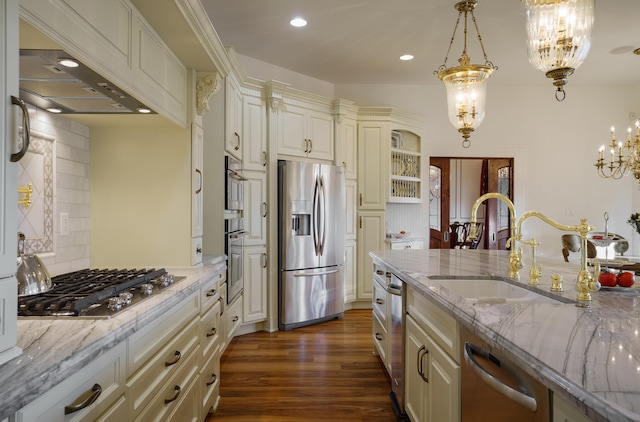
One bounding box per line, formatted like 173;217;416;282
0;257;226;420
371;248;640;422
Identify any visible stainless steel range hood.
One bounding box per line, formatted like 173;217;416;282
19;49;156;115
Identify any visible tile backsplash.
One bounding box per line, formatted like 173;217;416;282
19;105;91;276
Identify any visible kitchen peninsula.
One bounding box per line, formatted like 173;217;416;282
372;248;640;422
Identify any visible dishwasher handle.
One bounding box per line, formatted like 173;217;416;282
463;342;537;412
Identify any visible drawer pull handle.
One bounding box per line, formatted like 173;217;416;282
206;327;217;337
206;289;217;297
165;350;181;367
232;316;239;323
207;373;218;386
375;332;383;341
234;132;240;150
164;385;181;404
376;270;384;275
417;345;429;383
375;298;384;305
64;383;102;414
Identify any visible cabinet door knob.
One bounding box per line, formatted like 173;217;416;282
206;289;216;297
206;373;218;386
206;327;217;337
375;333;383;341
376;298;384;305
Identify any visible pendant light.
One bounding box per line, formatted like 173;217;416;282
435;1;497;149
521;0;595;101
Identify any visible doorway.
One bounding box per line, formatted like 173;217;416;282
429;157;514;250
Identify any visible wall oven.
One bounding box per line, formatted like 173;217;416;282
225;155;246;211
225;217;247;304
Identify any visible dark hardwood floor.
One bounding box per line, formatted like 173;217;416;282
207;309;396;422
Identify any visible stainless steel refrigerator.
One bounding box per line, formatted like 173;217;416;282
278;160;346;331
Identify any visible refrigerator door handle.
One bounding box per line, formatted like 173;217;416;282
318;175;327;255
313;175;321;255
293;268;341;277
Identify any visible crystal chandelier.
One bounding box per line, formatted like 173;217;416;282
521;0;595;101
595;122;640;183
435;1;497;149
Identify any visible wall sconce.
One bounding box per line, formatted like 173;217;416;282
435;1;497;148
18;183;33;209
521;0;595;101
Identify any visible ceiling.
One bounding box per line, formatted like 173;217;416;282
202;0;640;88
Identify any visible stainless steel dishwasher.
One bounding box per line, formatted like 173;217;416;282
389;274;408;421
461;326;550;421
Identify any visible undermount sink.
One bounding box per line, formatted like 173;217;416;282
429;277;569;305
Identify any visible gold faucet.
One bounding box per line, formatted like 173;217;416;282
516;212;600;306
519;237;541;285
469;192;522;278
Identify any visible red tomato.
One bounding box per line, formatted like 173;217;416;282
617;272;635;288
599;272;618;287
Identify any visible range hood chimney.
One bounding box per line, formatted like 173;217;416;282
19;49;156;115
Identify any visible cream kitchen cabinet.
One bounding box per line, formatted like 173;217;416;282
405;285;460;422
334;100;358;180
553;393;594;422
243;94;267;171
243;171;267;246
372;264;391;374
278;103;333;160
0;0;20;367
199;271;224;416
15;341;127;422
221;286;243;352
357;122;388;210
243;245;268;323
356;211;385;301
20;0;188;127
225;74;243;160
387;238;424;250
126;291;200;420
191;122;204;265
344;240;357;303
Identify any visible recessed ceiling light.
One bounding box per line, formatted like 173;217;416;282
136;107;152;114
46;107;62;113
56;58;79;68
399;54;414;61
290;17;307;27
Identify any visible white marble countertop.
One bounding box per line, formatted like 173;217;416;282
0;257;226;419
370;248;640;422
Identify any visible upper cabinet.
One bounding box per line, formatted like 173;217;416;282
334;99;358;180
19;0;188;127
242;94;267;171
225;74;243;159
266;81;334;162
358;108;424;209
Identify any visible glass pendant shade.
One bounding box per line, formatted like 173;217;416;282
522;0;594;100
439;65;491;143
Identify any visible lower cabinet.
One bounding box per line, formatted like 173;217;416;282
553;393;594;422
387;239;424;250
14;268;228;422
405;314;460;422
15;341;126;422
405;286;460;422
371;263;391;375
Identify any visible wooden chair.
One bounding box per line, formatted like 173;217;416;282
449;222;467;249
561;234;596;262
462;222;484;249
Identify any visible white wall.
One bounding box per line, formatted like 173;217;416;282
238;53;640;263
26;107;91;276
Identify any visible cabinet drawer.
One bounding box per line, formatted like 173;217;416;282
127;292;199;375
390;239;424;250
224;295;243;346
133;345;200;422
16;342;126;422
200;298;221;366
372;279;387;323
201;272;224;313
407;286;460;363
200;346;221;416
372;311;388;366
127;316;199;419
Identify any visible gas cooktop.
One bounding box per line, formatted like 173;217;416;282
18;268;185;318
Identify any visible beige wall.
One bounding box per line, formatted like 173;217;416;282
90;126;192;268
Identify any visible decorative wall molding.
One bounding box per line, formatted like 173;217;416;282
196;71;221;115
